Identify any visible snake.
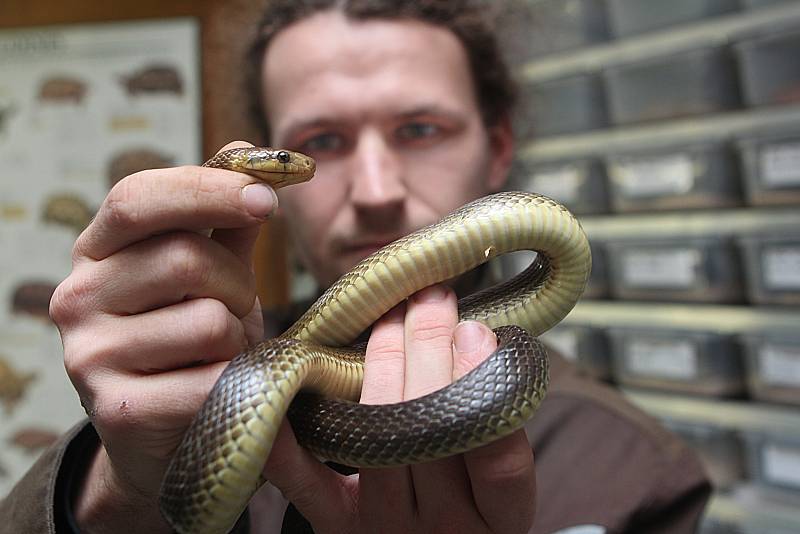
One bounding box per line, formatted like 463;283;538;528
159;147;592;534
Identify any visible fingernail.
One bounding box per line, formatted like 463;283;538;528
453;321;487;354
242;183;278;219
413;285;449;303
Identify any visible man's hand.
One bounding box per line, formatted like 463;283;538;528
49;141;278;533
265;284;537;534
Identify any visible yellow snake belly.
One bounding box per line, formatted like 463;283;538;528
158;147;592;534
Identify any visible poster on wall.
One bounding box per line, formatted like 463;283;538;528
0;18;201;496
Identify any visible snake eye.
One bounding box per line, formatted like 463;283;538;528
276;150;291;163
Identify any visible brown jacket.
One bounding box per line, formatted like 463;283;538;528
1;346;710;534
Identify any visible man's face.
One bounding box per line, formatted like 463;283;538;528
262;10;512;288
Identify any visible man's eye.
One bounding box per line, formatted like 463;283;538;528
396;122;439;141
301;132;345;153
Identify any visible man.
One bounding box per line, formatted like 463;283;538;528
1;1;711;533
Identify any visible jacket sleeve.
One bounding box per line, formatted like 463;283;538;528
0;420;93;534
628;448;711;534
0;420;253;534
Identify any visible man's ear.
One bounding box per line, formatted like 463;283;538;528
485;114;515;192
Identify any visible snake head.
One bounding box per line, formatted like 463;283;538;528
204;147;316;189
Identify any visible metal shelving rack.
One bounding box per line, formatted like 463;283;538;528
508;1;800;532
520;2;800;83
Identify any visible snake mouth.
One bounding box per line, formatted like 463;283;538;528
245;169;314;188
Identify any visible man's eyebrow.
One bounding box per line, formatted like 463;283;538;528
396;105;464;121
280;105;465;139
281;117;339;141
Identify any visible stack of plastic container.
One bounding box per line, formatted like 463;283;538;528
498;1;800;531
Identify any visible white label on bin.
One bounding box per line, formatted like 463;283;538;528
626;340;698;380
530;165;582;203
763;443;800;489
760;343;800;387
611;155;693;198
760;143;800;187
763;247;800;290
542;329;578;361
621;249;699;288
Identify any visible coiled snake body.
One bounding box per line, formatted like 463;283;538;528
159;147;592;534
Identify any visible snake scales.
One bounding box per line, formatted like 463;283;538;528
159;147;592;534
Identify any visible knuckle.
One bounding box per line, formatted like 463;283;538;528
63;332;114;388
229;268;257;319
103;177;144;230
49;271;96;328
471;442;535;487
280;471;322;511
485;452;533;484
71;225;94;262
62;351;85;388
62;343;88;383
48;281;72;327
65;363;120;431
177;165;216;203
189;298;242;352
365;337;405;364
163;233;212;288
409;320;453;346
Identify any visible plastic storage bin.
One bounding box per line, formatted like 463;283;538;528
517;74;607;138
737;131;800;206
608;327;744;396
500;247;601;300
583;241;609;299
500;251;544;290
502;0;609;61
606;236;743;303
662;418;745;490
540;324;612;380
603;46;740;125
736;28;800;107
744;431;800;494
605;142;741;212
515;158;610;215
742;0;796;8
741;332;800;405
606;0;739;38
739;235;800;305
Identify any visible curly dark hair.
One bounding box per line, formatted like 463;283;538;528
246;0;517;143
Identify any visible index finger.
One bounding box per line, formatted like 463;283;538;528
74;141;278;262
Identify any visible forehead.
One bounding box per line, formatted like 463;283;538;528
261;10;478;134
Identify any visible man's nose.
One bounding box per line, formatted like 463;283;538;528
349;128;406;209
